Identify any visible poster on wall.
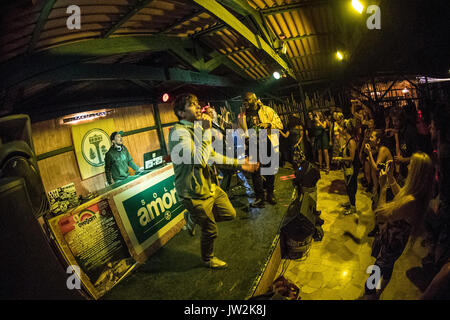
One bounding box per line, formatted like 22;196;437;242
113;166;186;261
48;198;136;299
72;118;116;180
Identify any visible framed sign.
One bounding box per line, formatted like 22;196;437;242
112;166;185;261
71;118;116;180
48;199;137;299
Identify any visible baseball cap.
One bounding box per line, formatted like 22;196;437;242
110;130;124;141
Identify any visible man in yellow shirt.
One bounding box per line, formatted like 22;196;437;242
238;92;283;207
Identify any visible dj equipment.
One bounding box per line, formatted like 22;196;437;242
293;159;321;189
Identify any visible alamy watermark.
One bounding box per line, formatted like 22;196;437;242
366;5;381;30
66;5;81;30
170;124;279;175
64;4;381;31
366;264;381;290
66;265;81;290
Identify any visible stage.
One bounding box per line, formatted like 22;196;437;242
102;167;295;300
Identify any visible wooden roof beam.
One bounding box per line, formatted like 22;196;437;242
159;9;205;34
102;0;156;38
217;0;277;47
28;0;57;53
260;0;331;15
193;0;296;80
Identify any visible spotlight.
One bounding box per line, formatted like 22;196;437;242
273;71;281;79
352;0;364;14
336;51;344;60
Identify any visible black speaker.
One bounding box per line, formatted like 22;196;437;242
0;114;48;218
294;160;321;189
280;193;317;259
0;177;84;299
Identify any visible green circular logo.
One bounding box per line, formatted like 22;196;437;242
81;128;111;167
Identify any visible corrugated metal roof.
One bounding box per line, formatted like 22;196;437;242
1;0;340;83
249;0;337;81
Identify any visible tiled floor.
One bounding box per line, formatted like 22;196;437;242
276;169;430;300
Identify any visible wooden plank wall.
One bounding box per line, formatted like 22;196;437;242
32;104;174;196
158;102;178;149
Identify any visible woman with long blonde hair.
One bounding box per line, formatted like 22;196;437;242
364;152;435;299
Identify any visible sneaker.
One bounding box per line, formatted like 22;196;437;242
184;211;196;236
343;206;356;215
250;198;265;208
202;257;228;269
266;193;277;205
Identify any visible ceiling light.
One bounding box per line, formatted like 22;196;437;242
336;51;344;60
352;0;364;14
273;71;281;79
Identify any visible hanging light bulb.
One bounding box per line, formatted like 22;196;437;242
352;0;364;14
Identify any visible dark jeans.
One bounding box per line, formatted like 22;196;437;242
345;167;359;206
252;170;275;199
181;186;236;261
247;136;278;200
220;169;234;192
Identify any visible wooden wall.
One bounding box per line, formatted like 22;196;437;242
158;102;178;150
32;104;177;196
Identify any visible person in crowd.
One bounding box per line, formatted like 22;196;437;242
383;108;398;159
313;111;330;174
363;152;435;299
290;122;313;165
392;109;419;183
363;129;394;236
331;112;345;169
414;102;433;156
365;130;394;198
279;120;291;168
333;119;359;215
104;131;143;185
305;111;316;162
420;103;450;299
169;93;258;269
325;112;335;169
202;105;232;192
238;92;283;207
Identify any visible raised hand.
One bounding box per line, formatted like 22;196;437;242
201;113;212;130
242;157;259;172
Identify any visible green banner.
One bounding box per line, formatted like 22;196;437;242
121;175;184;245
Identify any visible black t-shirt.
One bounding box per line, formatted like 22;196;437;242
397;124;418;178
398;124;418;158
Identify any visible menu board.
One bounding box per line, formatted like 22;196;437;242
48;199;136;299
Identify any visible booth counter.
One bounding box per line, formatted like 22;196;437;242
46;163;186;299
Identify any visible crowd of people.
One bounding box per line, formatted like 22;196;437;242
168;92;450;299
